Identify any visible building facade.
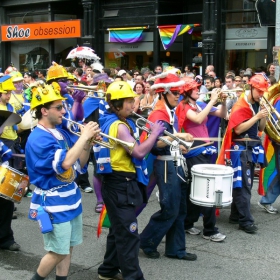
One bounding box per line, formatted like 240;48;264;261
0;0;275;78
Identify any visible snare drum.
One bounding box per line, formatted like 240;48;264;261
190;164;234;208
0;165;29;203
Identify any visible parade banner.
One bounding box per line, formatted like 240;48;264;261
108;26;148;43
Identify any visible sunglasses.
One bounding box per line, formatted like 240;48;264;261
170;91;180;96
134;73;139;75
49;105;63;111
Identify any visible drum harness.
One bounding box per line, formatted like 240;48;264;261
156;109;188;183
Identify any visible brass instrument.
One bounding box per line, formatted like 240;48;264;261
66;85;105;99
203;89;239;103
62;117;135;152
260;83;280;143
132;112;193;150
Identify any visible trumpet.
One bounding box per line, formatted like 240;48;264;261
132;112;193;150
66;85;105;99
62;117;135;152
201;89;239;102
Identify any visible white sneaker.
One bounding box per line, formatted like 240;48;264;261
185;227;201;235
203;232;226;242
258;202;278;214
83;186;93;193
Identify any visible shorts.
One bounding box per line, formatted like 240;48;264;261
43;214;83;255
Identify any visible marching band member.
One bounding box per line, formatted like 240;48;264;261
0;100;20;251
217;74;269;233
139;73;196;261
0;75;20;160
25;83;100;280
94;81;165;280
83;75;112;206
176;78;227;242
258;82;280;214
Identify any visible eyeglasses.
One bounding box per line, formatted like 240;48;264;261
235;80;241;82
170;91;180;96
49;105;63;111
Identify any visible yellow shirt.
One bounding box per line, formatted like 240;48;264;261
109;120;136;173
9;92;24;113
0;104;18;140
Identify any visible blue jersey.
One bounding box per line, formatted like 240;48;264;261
25;126;82;224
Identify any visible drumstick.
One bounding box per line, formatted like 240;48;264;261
192;137;220;141
12;154;26;158
164;160;167;183
189;141;214;151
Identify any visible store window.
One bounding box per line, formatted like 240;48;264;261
9;14;77;72
225;0;258;28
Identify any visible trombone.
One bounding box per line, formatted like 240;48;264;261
62;117;135;152
132;112;193;150
66;85;105;99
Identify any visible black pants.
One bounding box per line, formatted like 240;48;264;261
98;178;144;280
184;153;218;236
0;197;15;248
229;161;255;227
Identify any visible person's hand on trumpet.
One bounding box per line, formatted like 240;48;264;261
149;120;166;137
209;88;221;104
79;121;102;144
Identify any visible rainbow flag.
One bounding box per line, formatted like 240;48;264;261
258;133;277;196
108;26;148;43
97;204;111;238
158;24;200;50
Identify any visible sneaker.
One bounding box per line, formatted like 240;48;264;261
141;248;160;259
165;252;197;261
25;192;33;198
185;227;201;235
203;232;226;242
239;224;258;233
1;242;21;251
12;213;17;220
83;186;93;193
258;202;278;214
98;273;123;280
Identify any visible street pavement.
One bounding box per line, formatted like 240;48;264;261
1;165;280;280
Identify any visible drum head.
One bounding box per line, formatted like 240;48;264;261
191;164;234;176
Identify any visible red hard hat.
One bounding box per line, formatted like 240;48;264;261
248;74;269;92
179;78;199;94
151;73;184;94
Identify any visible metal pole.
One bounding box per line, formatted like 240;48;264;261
275;0;280;81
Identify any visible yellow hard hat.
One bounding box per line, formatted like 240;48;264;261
0;83;7;94
46;61;68;83
67;72;77;81
10;71;24;82
0;75;16;91
30;81;66;110
106;81;136;101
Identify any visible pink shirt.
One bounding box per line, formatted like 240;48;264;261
181;103;210;139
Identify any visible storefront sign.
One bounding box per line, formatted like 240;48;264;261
1;20;81;41
225;39;267;50
226;27;267;39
